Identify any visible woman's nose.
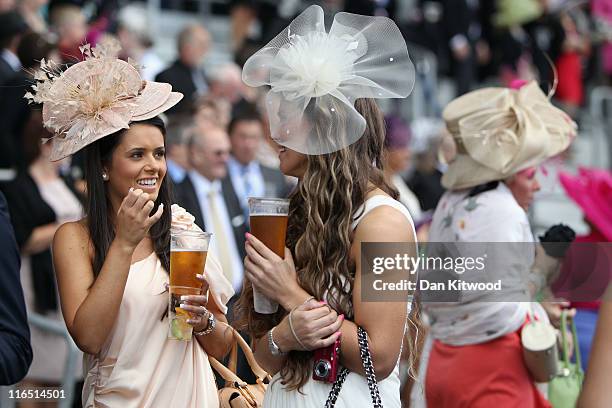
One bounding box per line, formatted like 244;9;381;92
533;180;541;192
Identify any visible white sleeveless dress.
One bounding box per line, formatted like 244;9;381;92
263;195;416;408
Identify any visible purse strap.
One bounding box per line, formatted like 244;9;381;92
325;326;383;408
560;310;583;375
208;327;272;385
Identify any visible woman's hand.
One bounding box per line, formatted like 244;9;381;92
541;301;576;328
115;188;164;249
275;299;344;352
244;232;301;306
179;273;211;332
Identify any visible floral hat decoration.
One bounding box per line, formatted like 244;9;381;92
242;5;416;155
25;39;183;161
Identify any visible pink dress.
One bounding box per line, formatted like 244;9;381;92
82;250;233;407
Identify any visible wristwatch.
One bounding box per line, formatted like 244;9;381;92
268;327;286;356
194;312;215;336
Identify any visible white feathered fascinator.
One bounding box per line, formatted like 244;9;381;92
242;5;415;155
25;39;183;161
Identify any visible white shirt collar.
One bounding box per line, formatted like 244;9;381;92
1;49;21;72
228;156;259;174
188;170;221;195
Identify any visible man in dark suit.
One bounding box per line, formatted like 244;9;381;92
155;24;210;114
0;191;33;385
174;124;248;294
224;109;290;219
0;10;27;87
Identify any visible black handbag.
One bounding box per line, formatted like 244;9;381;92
325;326;383;408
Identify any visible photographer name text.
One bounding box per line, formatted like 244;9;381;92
372;279;503;291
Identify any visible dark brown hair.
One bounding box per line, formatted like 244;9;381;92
235;98;398;390
83;117;172;277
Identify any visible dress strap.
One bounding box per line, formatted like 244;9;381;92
351;195;415;232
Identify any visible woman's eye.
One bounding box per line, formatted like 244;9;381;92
131;153;142;159
155;151;165;158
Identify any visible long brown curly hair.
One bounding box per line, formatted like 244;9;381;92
235;98;400;390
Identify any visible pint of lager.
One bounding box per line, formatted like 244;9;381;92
168;229;212;341
248;197;290;314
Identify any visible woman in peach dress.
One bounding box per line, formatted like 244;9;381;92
27;40;234;407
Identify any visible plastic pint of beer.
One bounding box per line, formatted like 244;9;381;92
168;229;211;340
248;197;289;314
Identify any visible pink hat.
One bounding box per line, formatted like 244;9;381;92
25;40;183;161
559;167;612;241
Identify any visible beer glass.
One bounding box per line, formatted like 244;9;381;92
168;229;211;340
248;197;289;314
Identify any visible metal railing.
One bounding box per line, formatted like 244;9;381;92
587;85;612;169
0;313;81;408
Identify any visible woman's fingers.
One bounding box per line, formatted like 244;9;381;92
302;304;333;321
284;247;295;270
133;192;150;210
313;330;342;349
145;203;164;227
300;298;325;311
245;241;270;268
122;188;141;208
180;294;208;306
245;232;280;261
312;309;339;328
179;303;208;314
313;314;344;339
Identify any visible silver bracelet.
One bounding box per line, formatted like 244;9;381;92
194;312;215;336
268;327;286;356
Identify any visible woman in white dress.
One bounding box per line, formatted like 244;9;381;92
235;6;417;407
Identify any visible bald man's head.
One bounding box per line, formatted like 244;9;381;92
177;24;210;68
188;125;230;182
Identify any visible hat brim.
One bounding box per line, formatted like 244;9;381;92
132;81;183;121
441;154;510;190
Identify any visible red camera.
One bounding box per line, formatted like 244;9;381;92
312;337;341;383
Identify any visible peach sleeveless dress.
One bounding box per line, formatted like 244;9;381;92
81;249;233;407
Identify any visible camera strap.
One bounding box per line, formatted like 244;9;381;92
324;326;383;408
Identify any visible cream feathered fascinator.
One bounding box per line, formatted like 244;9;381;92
442;81;577;190
242;5;415;155
25;39;183;161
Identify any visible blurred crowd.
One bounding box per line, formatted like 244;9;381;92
0;0;611;406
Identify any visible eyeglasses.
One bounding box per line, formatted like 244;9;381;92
211;150;229;157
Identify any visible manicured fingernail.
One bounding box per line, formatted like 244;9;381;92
159;203;164;210
196;274;204;280
320;300;327;305
180;296;188;301
129;187;134;192
339;314;344;320
245;232;251;239
336;331;342;336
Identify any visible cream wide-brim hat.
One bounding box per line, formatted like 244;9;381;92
27;40;183;161
440;81;577;190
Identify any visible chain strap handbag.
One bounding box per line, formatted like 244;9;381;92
209;328;272;408
325;326;383;408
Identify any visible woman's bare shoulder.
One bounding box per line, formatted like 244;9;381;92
54;219;92;258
